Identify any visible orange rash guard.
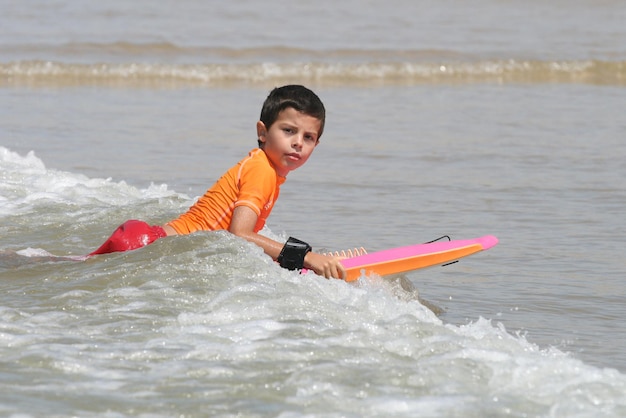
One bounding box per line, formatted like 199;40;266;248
167;148;286;234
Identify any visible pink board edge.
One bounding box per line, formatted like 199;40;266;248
339;235;498;269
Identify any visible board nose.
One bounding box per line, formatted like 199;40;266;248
477;235;499;250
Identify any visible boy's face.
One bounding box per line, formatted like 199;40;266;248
256;107;322;177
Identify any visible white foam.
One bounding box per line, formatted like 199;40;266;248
0;146;184;217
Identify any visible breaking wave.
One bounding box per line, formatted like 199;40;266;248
2;59;625;87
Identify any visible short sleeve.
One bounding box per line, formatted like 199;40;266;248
233;151;277;216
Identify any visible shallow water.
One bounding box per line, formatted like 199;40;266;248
2;1;626;416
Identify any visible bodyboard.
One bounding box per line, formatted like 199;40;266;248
339;235;498;282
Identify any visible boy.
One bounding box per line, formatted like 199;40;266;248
89;85;346;280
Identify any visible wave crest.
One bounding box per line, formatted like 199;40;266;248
1;59;624;87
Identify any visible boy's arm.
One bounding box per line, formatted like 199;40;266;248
229;206;346;280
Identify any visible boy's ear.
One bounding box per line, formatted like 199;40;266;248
256;121;267;144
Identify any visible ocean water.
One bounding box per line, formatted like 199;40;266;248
2;1;626;417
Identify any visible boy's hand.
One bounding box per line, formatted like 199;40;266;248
304;252;346;280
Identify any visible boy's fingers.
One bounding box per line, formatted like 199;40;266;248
313;255;346;280
332;260;346;280
337;259;347;280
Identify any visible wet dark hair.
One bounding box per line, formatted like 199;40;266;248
258;85;325;146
